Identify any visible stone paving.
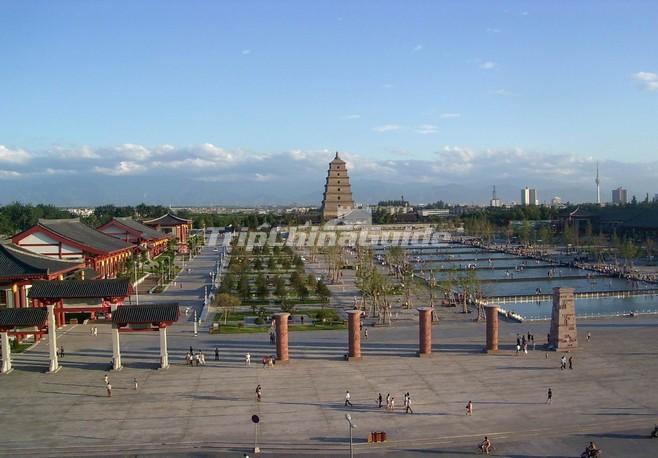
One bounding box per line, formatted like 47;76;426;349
1;241;658;456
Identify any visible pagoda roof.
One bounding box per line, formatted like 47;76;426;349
0;307;48;329
28;278;133;299
142;213;192;226
0;242;83;280
103;217;172;241
330;152;346;164
18;218;134;255
112;303;180;324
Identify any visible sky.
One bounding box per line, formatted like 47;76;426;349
0;1;657;205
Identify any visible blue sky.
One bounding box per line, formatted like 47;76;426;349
0;1;657;204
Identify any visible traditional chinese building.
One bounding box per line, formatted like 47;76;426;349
11;218;134;279
97;217;171;259
321;152;354;221
142;213;193;250
0;242;84;310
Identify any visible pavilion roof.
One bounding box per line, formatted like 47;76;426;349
0;242;83;280
112;303;179;324
0;307;48;328
107;217;172;241
28;279;133;299
36;218;134;254
142;213;192;226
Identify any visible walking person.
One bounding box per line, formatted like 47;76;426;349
386;393;391;410
568;356;574;370
59;345;64;359
560;355;567;370
256;384;262;402
106;382;112;397
377;393;383;408
215;347;219;361
364;328;368;340
245;352;251;367
405;393;414;414
587;331;591;342
344;390;353;407
133;377;138;390
104;374;109;385
466;400;473;416
189;345;194;355
546;387;552;404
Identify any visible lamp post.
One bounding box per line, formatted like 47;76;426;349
345;413;356;458
193;310;198;336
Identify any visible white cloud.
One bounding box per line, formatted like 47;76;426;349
94;161;146;176
440;113;461;119
480;61;497;70
372;124;401;133
241;49;252;55
50;145;101;160
486;28;501;33
342;114;361;120
381;83;394;89
416;124;438;135
412;44;423;52
0;170;21;179
632;71;658;92
491;88;517;96
0;145;31;164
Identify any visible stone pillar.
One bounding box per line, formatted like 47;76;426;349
1;331;12;374
111;303;122;370
274;313;290;363
159;326;169;369
417;307;432;357
47;304;59;373
485;305;499;352
549;287;577;350
346;310;362;361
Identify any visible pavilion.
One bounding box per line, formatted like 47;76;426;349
0;242;84;336
142;213;192;250
97;217;171;259
28;278;133;327
11;218;135;279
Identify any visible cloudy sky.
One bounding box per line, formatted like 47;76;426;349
1;1;657;206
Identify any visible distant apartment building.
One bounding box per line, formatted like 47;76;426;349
419;209;450;217
521;187;538;206
490;185;502;207
612;187;628;205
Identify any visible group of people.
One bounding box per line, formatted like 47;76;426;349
515;332;535;354
560;354;575;370
186;346;207;366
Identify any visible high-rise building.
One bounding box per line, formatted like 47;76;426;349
321;152;354;220
521;187;538;206
612;187;627;205
490;185;502;207
595;162;601;206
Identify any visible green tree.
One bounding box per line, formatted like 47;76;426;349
214;293;241;324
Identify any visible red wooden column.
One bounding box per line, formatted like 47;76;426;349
346;310;362;361
485;305;499;352
274;312;290;363
417;307;433;357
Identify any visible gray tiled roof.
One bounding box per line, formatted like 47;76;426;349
28;279;132;299
112;303;179;324
109;217;172;241
0;307;48;328
142;213;192;226
0;243;82;280
38;218;133;254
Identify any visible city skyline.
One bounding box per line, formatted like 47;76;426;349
0;1;657;205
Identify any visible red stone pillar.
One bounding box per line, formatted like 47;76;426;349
485;305;499;352
346;310;362;361
418;307;433;357
274;312;290;363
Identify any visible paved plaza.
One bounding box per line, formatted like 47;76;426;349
1;244;658;457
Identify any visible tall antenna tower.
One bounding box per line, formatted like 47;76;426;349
595;162;601;205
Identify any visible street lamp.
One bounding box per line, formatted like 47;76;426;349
345;413;356;458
